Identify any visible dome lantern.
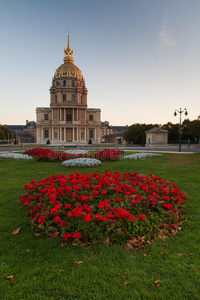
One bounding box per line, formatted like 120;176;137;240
64;35;74;63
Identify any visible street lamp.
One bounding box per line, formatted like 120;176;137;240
174;108;188;152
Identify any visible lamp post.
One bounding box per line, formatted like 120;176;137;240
174;108;188;152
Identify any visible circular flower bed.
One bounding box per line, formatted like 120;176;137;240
122;153;162;160
64;149;88;155
62;158;101;168
0;153;33;160
20;170;187;248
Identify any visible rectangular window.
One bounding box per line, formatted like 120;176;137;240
66;114;72;122
89;129;94;139
89;114;93;121
44;114;48;120
44;130;49;139
63;94;66;102
55;95;57;103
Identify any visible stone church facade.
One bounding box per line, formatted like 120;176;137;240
36;36;101;144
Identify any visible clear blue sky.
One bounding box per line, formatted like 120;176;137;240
1;0;200;125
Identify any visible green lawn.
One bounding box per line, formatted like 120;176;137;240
0;153;200;299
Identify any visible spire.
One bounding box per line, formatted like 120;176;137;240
64;34;74;63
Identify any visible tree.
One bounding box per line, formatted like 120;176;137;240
123;123;155;144
0;126;15;141
162;122;179;143
0;128;5;140
187;120;200;143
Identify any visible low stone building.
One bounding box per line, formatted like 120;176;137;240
36;35;101;144
145;127;168;147
6;121;36;143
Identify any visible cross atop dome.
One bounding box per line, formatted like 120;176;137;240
64;35;74;63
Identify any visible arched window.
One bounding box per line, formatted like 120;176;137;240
63;80;66;86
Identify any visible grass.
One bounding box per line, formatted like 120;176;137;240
0;153;200;299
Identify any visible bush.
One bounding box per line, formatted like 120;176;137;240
46;139;50;145
88;139;92;144
62;158;102;168
20;170;187;247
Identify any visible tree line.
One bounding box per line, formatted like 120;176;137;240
0;126;16;142
123;119;200;144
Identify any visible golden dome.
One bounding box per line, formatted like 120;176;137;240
54;35;83;79
54;62;83;79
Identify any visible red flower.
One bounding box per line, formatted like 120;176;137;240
81;195;88;201
160;224;165;229
95;214;103;221
150;201;157;205
63;232;72;241
60;220;68;227
49;194;57;201
163;203;173;210
38;216;46;224
93;190;99;196
107;213;114;218
84;213;93;222
51;208;58;215
115;197;122;202
65;204;72;209
139;214;145;220
54;216;61;224
101;190;107;195
73;232;82;239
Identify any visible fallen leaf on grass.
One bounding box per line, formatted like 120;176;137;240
12;228;21;235
177;253;185;256
6;275;14;279
124;282;131;285
35;233;43;237
154;280;162;287
26;249;30;252
75;261;83;265
72;242;79;246
161;243;169;247
47;232;59;239
103;237;111;245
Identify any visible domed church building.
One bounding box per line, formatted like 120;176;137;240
36;36;101;144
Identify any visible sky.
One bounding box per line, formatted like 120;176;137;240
0;0;200;126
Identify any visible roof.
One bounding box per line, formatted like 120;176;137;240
146;127;168;133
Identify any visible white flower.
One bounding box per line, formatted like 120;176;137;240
122;153;162;160
62;158;101;168
0;153;33;160
64;149;88;155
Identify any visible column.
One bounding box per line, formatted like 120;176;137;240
51;127;53;142
64;127;66;142
85;128;87;141
72;127;74;142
